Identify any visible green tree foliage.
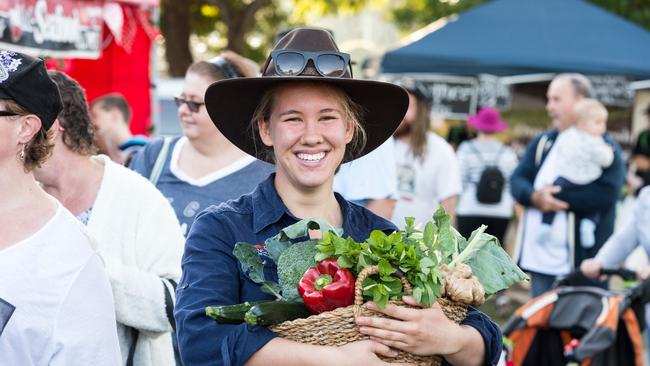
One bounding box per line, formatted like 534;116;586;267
589;0;650;31
390;0;486;32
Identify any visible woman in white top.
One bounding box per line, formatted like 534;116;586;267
0;51;121;365
456;107;518;245
391;79;461;228
33;71;184;366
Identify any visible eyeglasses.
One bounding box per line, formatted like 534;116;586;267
174;97;205;113
269;50;352;78
0;111;19;117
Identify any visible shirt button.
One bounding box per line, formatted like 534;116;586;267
182;283;189;289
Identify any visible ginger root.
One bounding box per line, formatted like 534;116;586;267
440;263;485;305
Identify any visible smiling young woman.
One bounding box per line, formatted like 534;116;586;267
174;28;502;366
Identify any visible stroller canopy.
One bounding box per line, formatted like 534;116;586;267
503;286;644;366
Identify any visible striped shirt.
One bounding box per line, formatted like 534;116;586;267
456;139;518;218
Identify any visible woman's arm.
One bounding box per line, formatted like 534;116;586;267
100;184;184;333
174;210;277;366
246;338;408;366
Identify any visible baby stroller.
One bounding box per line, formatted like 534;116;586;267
502;269;650;366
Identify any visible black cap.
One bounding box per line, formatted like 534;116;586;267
0;50;62;130
393;77;431;104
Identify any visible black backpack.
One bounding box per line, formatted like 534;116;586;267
469;142;505;204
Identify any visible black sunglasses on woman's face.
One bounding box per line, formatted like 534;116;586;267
174;97;205;113
0;111;19;117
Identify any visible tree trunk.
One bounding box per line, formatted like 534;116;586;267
226;13;247;54
160;0;193;77
209;0;270;54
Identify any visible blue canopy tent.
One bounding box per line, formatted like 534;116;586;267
381;0;650;79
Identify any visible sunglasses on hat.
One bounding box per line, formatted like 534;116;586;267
174;97;205;113
268;49;352;78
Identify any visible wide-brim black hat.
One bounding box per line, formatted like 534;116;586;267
204;27;408;163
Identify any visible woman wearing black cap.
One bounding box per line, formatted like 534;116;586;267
174;29;501;366
0;51;121;364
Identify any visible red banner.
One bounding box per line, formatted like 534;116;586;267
0;0;104;59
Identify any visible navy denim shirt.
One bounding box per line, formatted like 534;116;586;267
174;174;502;366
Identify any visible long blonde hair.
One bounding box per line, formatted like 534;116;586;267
409;96;431;160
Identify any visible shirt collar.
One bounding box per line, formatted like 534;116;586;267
251;173;365;234
252;174;292;233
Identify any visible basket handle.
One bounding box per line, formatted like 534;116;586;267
354;265;413;306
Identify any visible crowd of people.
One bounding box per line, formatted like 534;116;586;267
2;25;650;366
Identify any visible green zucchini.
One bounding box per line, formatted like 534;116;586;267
205;301;268;324
244;301;311;326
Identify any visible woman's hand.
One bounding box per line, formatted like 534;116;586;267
637;266;650;281
580;258;603;279
334;340;415;366
246;338;413;366
354;296;484;365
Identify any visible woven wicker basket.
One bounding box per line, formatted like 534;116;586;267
270;266;468;365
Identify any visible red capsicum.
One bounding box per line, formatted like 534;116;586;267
298;258;355;314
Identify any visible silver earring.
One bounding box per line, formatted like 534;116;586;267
19;144;25;160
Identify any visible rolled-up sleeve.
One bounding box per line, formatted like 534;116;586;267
174;209;277;366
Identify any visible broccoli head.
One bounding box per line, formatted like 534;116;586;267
277;240;318;302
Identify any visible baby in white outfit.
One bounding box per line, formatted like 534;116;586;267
539;99;614;247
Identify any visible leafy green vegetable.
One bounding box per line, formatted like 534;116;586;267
276;241;318;302
233;243;267;284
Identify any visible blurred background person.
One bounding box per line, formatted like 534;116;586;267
510;73;625;298
130;52;273;236
334;138;398;219
35;71;184;366
90;93;148;166
580;186;650;359
456;107;517;245
536;99;613;248
391;78;461;228
447;120;475;151
0;51;121;365
628;104;650;196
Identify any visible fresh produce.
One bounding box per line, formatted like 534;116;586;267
298;258;355;314
244;301;311;326
315;207;528;308
440;263;485;305
277;241;318;302
207;208;527;326
205;301;267;324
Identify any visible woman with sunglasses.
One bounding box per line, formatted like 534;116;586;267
174;28;501;366
0;51;121;364
130;51;273;236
